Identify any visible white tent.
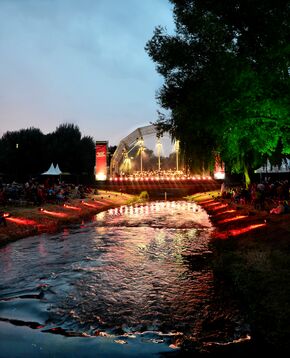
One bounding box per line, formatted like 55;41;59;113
41;163;60;175
255;158;290;173
54;164;62;175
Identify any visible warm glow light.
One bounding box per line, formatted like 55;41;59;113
39;209;68;218
218;215;247;224
204;202;222;207
6;217;37;225
215;209;236;216
106;171;217;183
200;199;214;204
95;173;107;181
63;204;81;211
211;204;228;210
3;213;10;218
229;223;266;236
214;171;225;180
82;202;101;208
214;223;266;239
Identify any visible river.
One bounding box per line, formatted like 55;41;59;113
0;201;250;357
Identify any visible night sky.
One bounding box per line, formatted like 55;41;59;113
0;0;174;146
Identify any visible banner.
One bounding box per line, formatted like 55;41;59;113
95;142;108;180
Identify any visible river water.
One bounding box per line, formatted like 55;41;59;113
0;201;249;357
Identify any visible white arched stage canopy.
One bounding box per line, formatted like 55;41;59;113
110;124;161;176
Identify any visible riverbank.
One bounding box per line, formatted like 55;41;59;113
187;191;290;355
0;190;135;247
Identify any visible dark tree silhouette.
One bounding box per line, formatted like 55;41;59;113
0;123;95;182
0;128;45;181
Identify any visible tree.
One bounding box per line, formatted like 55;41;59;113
0;128;45;181
79;136;96;178
0;123;96;182
146;0;290;184
46;123;82;174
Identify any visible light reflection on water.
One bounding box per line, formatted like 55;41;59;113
0;201;214;338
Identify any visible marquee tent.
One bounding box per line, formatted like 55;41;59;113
54;164;62;175
41;163;62;175
255;159;290;173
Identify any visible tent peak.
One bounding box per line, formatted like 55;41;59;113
41;163;61;175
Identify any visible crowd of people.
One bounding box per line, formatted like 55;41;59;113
1;175;289;216
221;178;289;214
0;178;93;206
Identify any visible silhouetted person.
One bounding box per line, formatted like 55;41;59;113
0;211;7;226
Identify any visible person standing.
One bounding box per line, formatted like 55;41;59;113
0;211;7;226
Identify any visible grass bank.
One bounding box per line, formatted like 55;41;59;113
188;191;290;354
0;190;138;246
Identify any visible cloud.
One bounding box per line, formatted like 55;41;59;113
0;0;175;145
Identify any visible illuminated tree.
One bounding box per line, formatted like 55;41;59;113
146;0;290;184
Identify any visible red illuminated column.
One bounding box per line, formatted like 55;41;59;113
214;152;225;180
95;141;108;180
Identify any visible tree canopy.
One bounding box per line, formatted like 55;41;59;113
146;0;290;183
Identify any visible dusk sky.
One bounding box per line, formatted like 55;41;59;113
0;0;175;147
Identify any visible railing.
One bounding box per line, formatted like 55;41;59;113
96;177;220;198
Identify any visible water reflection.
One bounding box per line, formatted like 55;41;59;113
0;201;213;339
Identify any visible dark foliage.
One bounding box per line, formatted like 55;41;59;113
145;0;290;180
0;123;95;182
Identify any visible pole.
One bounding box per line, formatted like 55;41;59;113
138;137;144;174
140;147;143;173
157;138;161;171
175;140;180;172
